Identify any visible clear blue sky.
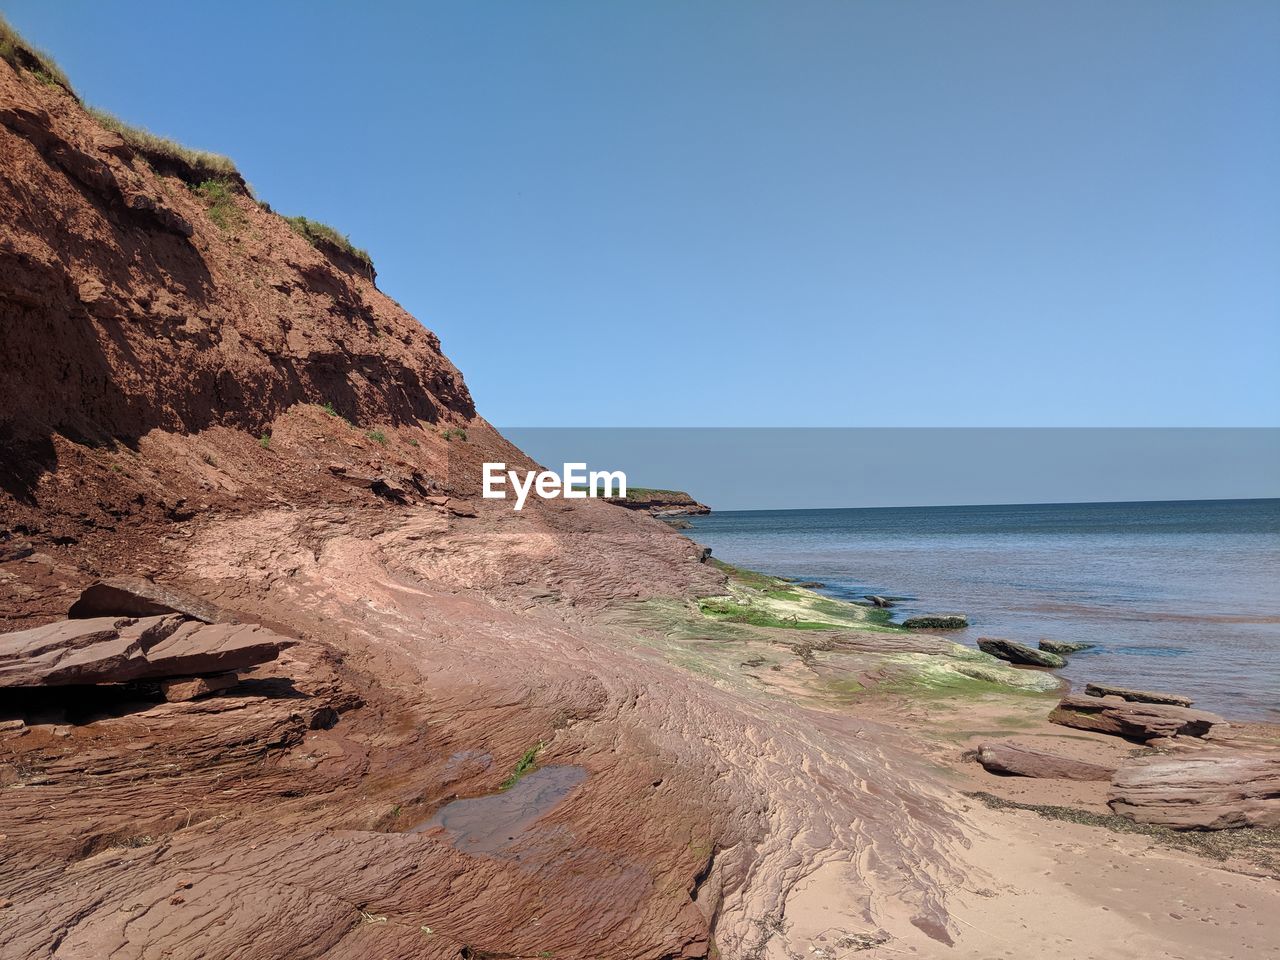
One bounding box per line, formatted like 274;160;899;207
6;1;1278;427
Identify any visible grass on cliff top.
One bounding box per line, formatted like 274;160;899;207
87;108;239;183
284;216;374;273
0;15;76;98
617;486;694;502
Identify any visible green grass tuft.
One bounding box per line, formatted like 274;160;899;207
196;179;243;231
365;429;387;445
500;743;544;790
284;216;373;274
258;433;271;450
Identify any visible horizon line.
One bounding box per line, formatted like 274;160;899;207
701;495;1280;514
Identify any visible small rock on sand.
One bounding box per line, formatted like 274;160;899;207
976;740;1116;781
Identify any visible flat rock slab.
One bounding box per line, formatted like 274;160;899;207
978;637;1065;668
1039;640;1095;655
0;616;290;687
1048;694;1223;742
160;672;239;702
1084;682;1193;707
1109;749;1280;829
977;740;1116;781
68;577;232;624
144;621;288;677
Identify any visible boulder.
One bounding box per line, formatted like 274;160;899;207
446;498;477;518
1048;694;1223;742
0;616;290;687
902;614;968;630
1108;749;1280;829
1038;640;1096;655
68;577;230;624
140;621;290;678
160;672;239;702
1083;683;1192;707
976;740;1116;781
977;637;1065;668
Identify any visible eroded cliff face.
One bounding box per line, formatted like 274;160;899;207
0;54;975;960
0;55;475;525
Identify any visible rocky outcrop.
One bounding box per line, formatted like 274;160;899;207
976;740;1116;781
1084;682;1193;707
0;615;289;686
1108;749;1280;829
606;488;711;516
902;614;968;629
1048;694;1224;742
978;637;1065;668
0;56;474;456
68;577;231;623
159;671;238;702
1038;640;1095;655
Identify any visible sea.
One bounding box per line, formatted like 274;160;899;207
685;499;1280;720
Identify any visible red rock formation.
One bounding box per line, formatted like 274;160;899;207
1047;694;1224;742
1083;682;1194;707
1109;749;1280;829
976;740;1116;781
0;614;289;685
0;60;473;447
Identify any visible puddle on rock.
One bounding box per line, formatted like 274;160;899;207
414;765;587;855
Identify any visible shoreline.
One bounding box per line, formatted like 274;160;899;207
690;557;1280;870
685;500;1280;721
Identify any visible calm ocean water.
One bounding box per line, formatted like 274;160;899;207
686;499;1280;720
